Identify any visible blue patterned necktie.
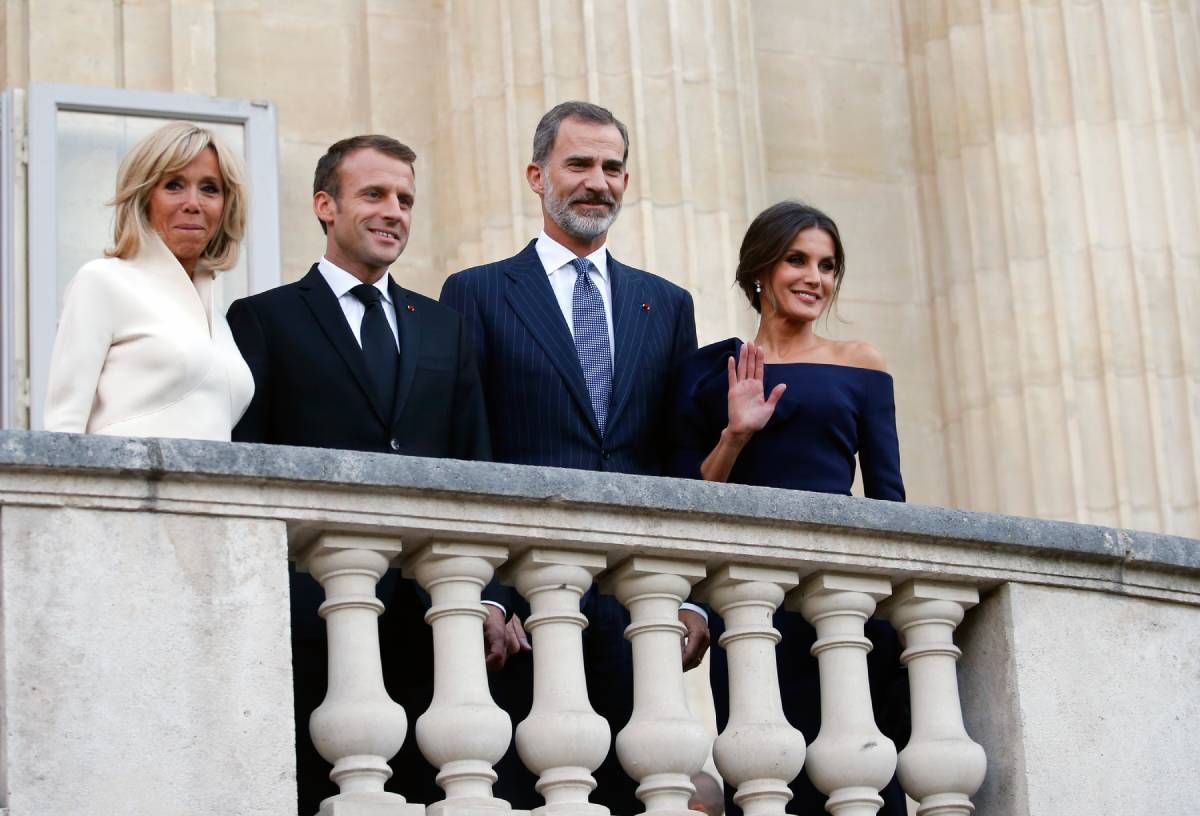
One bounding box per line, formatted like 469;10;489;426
570;257;613;436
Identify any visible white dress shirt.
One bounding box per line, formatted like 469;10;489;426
318;257;400;350
535;231;615;355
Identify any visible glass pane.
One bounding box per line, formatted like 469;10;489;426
55;112;248;314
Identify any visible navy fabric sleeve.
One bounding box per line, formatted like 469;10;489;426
227;297;269;443
439;272;488;383
858;374;906;501
450;311;493;462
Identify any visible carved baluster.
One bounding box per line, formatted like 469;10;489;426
502;549;611;816
603;556;711;815
697;564;806;816
406;542;513;816
880;581;986;816
791;573;897;816
302;532;424;816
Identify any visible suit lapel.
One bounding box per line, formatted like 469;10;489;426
504;242;599;434
607;254;649;432
297;265;388;424
388;278;420;426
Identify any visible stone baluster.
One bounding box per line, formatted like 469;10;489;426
791;573;897;816
405;542;513;816
302;532;425;816
880;581;986;816
698;564;807;816
502;549;612;816
603;556;711;815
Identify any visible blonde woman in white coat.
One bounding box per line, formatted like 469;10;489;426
44;121;254;440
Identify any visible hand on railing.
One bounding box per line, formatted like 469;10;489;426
483;605;531;671
680;607;710;671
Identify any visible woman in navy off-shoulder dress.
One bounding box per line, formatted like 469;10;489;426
671;201;909;816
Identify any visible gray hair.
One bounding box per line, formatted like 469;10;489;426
531;101;630;166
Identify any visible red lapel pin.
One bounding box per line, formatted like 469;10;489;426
406;304;416;312
641;303;651;311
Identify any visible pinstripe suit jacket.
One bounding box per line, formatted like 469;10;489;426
440;240;697;475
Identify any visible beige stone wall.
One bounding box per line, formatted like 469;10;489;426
3;0;1198;535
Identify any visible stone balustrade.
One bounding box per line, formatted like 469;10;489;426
0;431;1197;816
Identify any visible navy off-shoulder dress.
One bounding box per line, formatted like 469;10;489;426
670;338;909;816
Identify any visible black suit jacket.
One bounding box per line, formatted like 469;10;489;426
440;240;696;474
228;264;490;459
227;265;491;813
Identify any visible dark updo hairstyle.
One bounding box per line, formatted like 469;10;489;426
735;200;846;314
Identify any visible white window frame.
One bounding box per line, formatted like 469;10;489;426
0;90;15;429
24;83;280;430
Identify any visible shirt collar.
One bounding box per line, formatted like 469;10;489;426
535;231;609;282
318;257;393;303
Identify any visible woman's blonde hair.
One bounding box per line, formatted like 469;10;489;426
107;121;247;273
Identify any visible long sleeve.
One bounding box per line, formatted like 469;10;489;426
43;265;115;433
858;374;905;501
227;297;270;443
450;312;492;461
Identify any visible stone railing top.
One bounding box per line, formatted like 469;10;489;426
1;430;1197;578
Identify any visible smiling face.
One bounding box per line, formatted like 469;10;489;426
527;116;628;254
314;147;415;284
761;227;839;324
146;146;225;276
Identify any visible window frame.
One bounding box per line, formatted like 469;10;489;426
24;83;280;429
0;91;15;429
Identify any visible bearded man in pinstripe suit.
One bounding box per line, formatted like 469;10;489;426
440;100;709;815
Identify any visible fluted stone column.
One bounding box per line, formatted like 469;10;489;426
429;0;767;341
698;564;806;816
880;581;985;816
406;541;513;816
902;0;1200;536
603;556;711;815
502;548;612;816
791;573;897;816
302;532;424;816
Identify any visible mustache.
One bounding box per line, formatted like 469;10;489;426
569;193;616;207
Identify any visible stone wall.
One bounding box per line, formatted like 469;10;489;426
1;0;1197;536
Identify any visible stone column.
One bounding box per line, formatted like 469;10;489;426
603;555;711;815
302;532;424;816
902;0;1200;536
428;0;767;341
405;541;513;816
880;581;985;816
502;548;612;816
791;573;896;816
697;564;806;816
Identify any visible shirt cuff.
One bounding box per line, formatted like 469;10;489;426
482;599;508;617
680;601;708;622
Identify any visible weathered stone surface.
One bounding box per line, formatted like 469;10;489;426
0;430;1195;574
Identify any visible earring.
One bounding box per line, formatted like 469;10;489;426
754;281;762;294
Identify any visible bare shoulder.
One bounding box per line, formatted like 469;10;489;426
833;339;888;372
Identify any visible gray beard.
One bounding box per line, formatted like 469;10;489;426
543;183;620;241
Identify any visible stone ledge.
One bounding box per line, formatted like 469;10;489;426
1;430;1196;574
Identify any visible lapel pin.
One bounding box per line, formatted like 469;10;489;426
407;304;416;312
641;303;651;311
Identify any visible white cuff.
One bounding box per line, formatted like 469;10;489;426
680;601;708;622
482;599;507;617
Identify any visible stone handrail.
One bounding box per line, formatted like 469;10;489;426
0;431;1196;816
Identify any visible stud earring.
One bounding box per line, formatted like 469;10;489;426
754;280;762;294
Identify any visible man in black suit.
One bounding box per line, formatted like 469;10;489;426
440;102;710;814
228;135;515;814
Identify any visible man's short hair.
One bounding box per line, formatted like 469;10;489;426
531;101;630;166
312;135;417;233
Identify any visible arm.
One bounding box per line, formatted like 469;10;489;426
439;272;488;383
449;312;492;461
699;342;786;482
226;298;270;443
43;267;114;433
846;342;905;501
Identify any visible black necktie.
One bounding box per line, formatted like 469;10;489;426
350;283;398;416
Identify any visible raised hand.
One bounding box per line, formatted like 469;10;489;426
726;341;787;437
